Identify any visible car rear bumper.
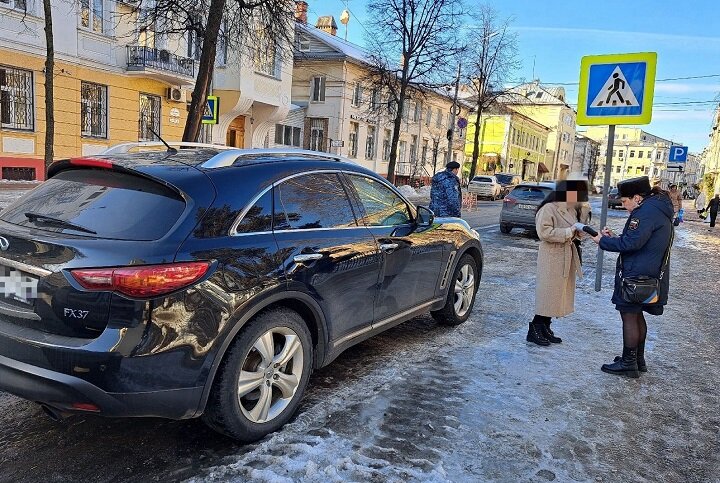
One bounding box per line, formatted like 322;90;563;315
0;354;202;419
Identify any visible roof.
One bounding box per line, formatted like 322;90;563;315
295;22;372;64
501;81;571;108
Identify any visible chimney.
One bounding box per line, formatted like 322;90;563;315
294;1;308;24
316;15;338;36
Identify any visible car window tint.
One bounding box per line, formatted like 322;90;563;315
347;175;412;226
475;177;492;183
0;169;185;241
512;187;550;200
235;190;273;234
273;173;356;230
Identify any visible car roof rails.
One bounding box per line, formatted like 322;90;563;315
100;142;234;155
199;148;352;169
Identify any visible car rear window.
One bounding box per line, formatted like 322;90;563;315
0;169;186;240
473;177;493;183
510;186;552;200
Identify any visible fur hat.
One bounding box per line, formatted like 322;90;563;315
617;176;652;198
446;161;460;170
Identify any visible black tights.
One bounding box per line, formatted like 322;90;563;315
532;315;551;325
620;312;647;348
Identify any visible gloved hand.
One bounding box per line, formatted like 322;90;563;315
573;222;585;232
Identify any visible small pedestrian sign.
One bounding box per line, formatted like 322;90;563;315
577;52;657;126
202;95;219;125
668;145;688;163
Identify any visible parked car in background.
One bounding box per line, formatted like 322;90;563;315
607;187;622;209
500;182;592;235
494;173;522;197
468;175;502;200
0;144;483;443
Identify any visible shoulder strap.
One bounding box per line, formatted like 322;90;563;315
658;226;674;280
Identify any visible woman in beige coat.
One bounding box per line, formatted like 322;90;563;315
527;180;589;346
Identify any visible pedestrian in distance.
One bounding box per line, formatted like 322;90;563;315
429;161;462;217
589;176;674;378
527;180;590;346
669;184;683;226
707;194;720;230
695;189;707;216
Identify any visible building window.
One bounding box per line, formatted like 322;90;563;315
618;150;624;158
81;82;107;138
138;93;161;141
309;119;324;151
645;167;650;174
1;0;27;10
370;89;379;110
616;165;621;173
421;139;428;163
425;106;432;126
348;121;359;158
297;36;310;52
436;108;442;128
656;151;662;160
80;0;104;33
398;140;407;164
613;150;617;157
311;76;326;102
274;124;301;147
254;33;279;77
382;129;391;162
410;135;417;163
0;66;33;131
365;125;376;159
413;101;421;122
352;83;362;107
629;150;635;158
638;151;644;159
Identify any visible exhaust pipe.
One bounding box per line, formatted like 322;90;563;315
40;404;68;422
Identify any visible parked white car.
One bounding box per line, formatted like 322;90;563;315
468;175;502;200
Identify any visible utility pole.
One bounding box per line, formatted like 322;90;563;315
446;62;462;165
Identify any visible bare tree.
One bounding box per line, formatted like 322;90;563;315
42;0;54;171
364;0;464;184
131;0;295;142
464;5;519;180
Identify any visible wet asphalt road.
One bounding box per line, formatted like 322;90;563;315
2;196;719;482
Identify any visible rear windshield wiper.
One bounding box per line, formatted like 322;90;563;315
24;212;97;235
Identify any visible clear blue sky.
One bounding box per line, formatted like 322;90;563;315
306;0;720;153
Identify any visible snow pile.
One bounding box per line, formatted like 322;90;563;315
416;185;432;198
397;185;417;198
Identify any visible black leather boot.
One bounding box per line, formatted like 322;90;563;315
527;322;550;346
541;320;562;343
614;340;646;372
602;347;640;378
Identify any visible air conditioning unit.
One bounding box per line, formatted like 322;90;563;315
166;87;185;103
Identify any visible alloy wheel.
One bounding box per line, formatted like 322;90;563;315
453;263;475;317
237;327;304;424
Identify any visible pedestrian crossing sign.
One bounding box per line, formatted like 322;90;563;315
202;95;219;125
577;52;657;126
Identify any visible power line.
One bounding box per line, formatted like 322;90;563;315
513;73;720;86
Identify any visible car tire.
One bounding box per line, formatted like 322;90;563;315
431;254;478;326
202;308;313;442
500;223;512;234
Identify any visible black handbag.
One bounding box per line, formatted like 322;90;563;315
619;228;674;305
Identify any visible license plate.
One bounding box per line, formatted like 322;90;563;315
0;266;38;304
517;204;536;210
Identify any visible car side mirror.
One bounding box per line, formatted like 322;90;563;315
416;206;434;229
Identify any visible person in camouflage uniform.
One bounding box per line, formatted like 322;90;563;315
429;161;462;217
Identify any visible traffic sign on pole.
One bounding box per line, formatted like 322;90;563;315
577;52;657;126
668;145;688;163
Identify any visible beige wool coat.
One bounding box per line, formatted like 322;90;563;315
534;202;585;317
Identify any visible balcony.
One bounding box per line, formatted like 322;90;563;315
126;46;195;85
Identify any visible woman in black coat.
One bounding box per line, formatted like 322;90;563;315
590;177;674;378
707;194;720;229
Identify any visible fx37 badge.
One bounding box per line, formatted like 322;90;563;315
64;308;89;319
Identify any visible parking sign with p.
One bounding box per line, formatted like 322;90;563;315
669;145;688;163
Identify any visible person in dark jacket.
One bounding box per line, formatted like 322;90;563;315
590;176;674;378
429;161;462;217
706;194;720;229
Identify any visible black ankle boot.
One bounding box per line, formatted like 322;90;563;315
602;347;640;378
614;341;646;372
541;320;562;343
527;322;550;346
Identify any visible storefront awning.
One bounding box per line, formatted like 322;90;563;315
537;162;550;174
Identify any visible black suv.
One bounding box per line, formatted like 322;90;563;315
0;146;483;442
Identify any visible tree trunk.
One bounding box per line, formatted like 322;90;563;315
387;67;410;185
182;0;226;142
469;100;483;180
42;0;54;173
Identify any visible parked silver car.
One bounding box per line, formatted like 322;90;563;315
468;175;502;200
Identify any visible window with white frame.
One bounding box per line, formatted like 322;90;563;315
369;89;379;110
274;124;301;147
348;122;359;158
398;140;407;164
138;93;161;141
0;66;34;131
382;129;391;161
309;119;324;151
80;0;104;33
297;35;310;52
413;101;420;122
186;16;202;60
352;83;362;107
1;0;28;11
425;106;432;126
81;81;107;138
435;108;442;128
365;126;376;159
311;76;326;102
254;29;279;77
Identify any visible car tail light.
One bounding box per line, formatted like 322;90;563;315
70;262;211;298
69;158;115;169
504;195;517;206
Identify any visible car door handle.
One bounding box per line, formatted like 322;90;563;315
293;253;323;263
379;243;399;253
